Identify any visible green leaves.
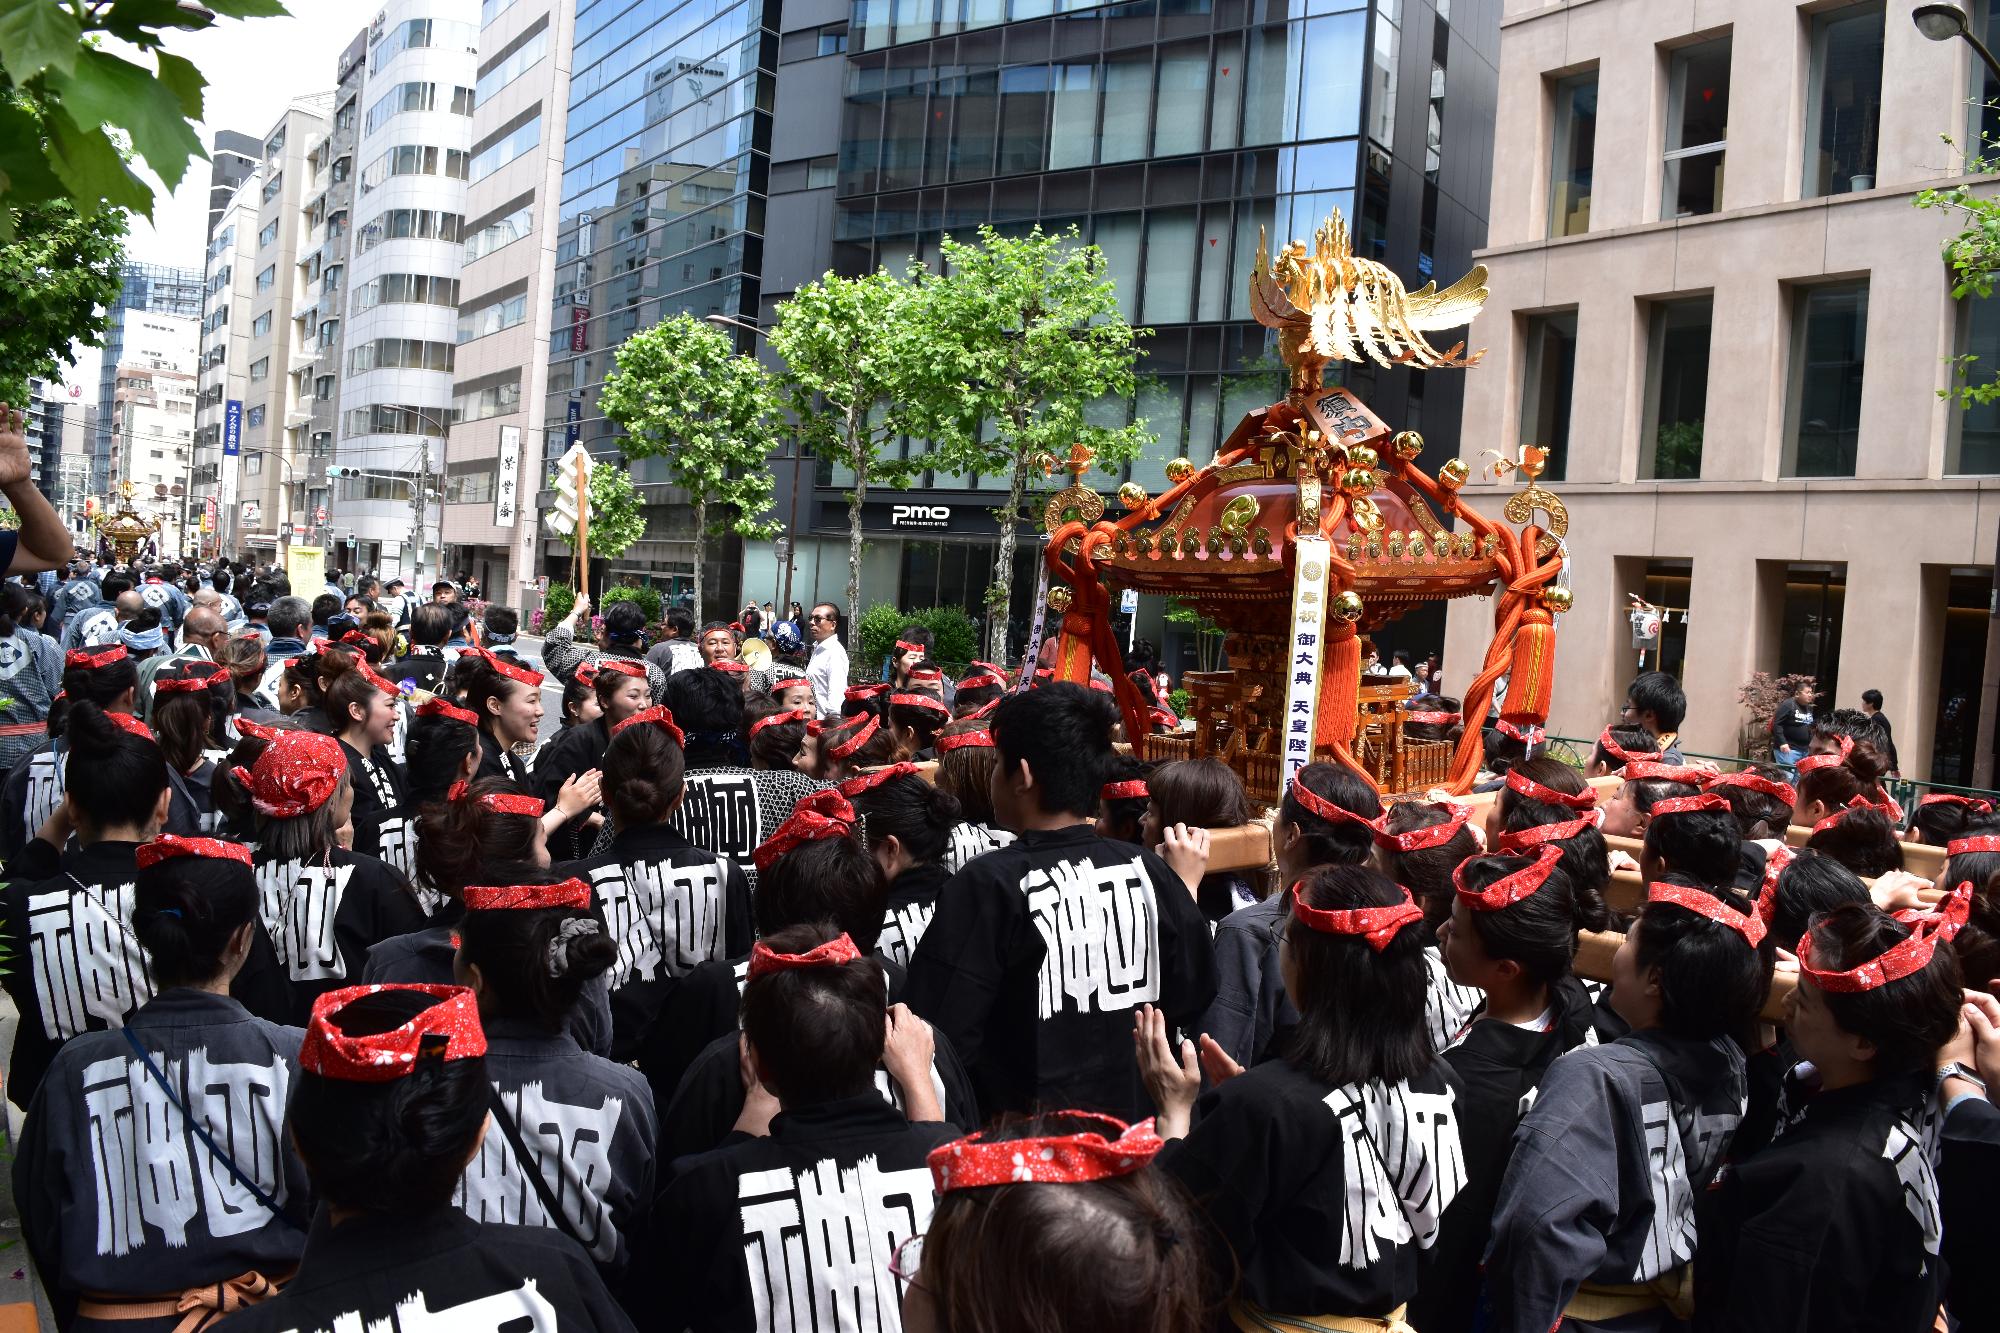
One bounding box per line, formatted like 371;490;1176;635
0;0;288;226
546;462;646;559
0;195;127;408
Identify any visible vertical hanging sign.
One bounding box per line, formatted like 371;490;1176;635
493;425;520;528
1014;558;1053;692
1283;536;1331;791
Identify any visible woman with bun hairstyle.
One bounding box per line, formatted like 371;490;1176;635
898;1112;1211;1333
1706;764;1796;846
1376;797;1487;1052
450;876;656;1276
1413;847;1607;1332
533;657;644;862
555;707;751;1053
1196;759;1381;1069
1696;896;1966;1330
1489;757;1615;904
1096;753;1151;846
151;660;233;836
274;652;334;733
454;645;543;785
844;764;964;967
932;718;1015;870
14;835;309;1331
210;984;636;1333
0;701;170;1107
1136;864;1465;1329
321;650;418;879
888;688;952;761
1486;875;1772;1333
1911;792;1995;848
951;662;1008;718
216;632;278;724
811;703;900;781
241;729;427;1022
404;694;481;808
1803;800;1905;879
744;697;814;774
0;642;139;859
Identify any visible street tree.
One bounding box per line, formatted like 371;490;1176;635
0;0;288;234
907;225;1152;661
767;267;939;658
0;194;125;408
597;313;781;620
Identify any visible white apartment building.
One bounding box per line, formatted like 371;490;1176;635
336;0;480;585
443;0;572;599
1441;0;2000;785
107;311;200;554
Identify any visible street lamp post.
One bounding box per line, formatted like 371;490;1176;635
1916;5;2000;786
706;311;804;619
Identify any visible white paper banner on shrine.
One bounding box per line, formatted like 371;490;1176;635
1016;558;1053;692
1283;536;1331;791
494;426;520;529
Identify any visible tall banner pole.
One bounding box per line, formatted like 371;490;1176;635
1015;557;1053;691
1283;536;1331;791
576;453;591;607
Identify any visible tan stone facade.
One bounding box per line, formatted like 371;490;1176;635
1441;0;2000;781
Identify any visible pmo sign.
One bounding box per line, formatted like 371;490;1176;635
890;504;950;529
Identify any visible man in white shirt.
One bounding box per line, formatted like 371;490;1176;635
806;601;848;718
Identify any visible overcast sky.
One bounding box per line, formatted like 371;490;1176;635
124;3;366;271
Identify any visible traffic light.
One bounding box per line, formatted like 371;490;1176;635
324;465;355;478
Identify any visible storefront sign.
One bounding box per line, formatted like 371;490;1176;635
240;499;261;530
890;503;951;529
1282;536;1330;790
495;425;520;528
223;400;242;456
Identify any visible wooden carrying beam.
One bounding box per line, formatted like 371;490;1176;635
1782;824;1946;879
1574;930;1794;1025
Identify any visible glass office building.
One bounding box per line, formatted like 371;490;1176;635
768;0;1493;656
542;0;780;598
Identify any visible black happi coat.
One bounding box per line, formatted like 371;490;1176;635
456;1019;658;1276
1486;1029;1747;1333
1160;1059;1468;1319
1423;945;1485;1055
1198;892;1300;1070
14;989;309;1322
212;1206;636;1333
362;920;616;1058
475;729;533;786
941;820;1014;874
876;860;950;969
648;1093;955;1333
1693;1069;1941;1333
253;847;429;1024
2;840;154;1107
902;824;1216;1121
672;763;827;883
163;755;223;838
659;989;980;1165
1413;974;1600;1333
1941;1094;2000;1330
533;718;609;862
0;738;64;859
340;738;417;880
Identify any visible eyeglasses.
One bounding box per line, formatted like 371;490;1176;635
887;1233;924;1287
809;613;835;623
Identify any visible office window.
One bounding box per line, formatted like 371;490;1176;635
1368;0;1399;149
1548;71;1596;237
463;205;532;262
343;404;449;438
456;291;527;343
351;272;460;312
346;338;455;376
367;82;436;134
1787;281;1869;477
254;265;275;293
807;156;838;189
354;209;463;254
818;27;848;55
1662;37;1730;218
257;221;278;248
481;0;518;26
245;405;266;428
1777;563;1846;699
475;27;549;104
1950;294;2000;473
249;357;270;383
251;312;272;337
1154;43;1208;157
1519;311;1576;481
1642;298;1712;480
1972;2;2000;160
265;128;285;159
1804;4;1884;197
469;116;541;183
452;376;523;422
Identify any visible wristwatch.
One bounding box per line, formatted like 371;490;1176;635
1936;1061;1987;1096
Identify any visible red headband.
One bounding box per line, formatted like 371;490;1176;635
464;646;544;687
1753;843;1796;928
359;664;400;697
1453;843;1565;911
1497;809;1604;850
930;1114;1164;1193
710;659;749;674
1708;770;1798;808
108;712;155;741
594;658;646;681
1495;718;1544;746
445;782;546;817
1373;801;1471;853
936;728;994;753
957;672;1007;691
894;640;925;655
753;789;858;872
890;693;950;715
1101;779;1150;801
1647;881;1767;948
136;835;253;870
1596;728;1653;765
1811;795;1880;835
838;762;924;798
749;708;809;737
1921;793;1994;814
824;714;880;760
611;705;686;750
230;730;345;818
416;696;478;727
152;675;214;694
1504;770;1597;810
1288;881;1423;951
747;932;863;983
299;984;486;1083
963;698;1000;721
845;683;889;703
1946;835;2000;858
767;674;809;696
67;644;128;669
1798;883;1974;993
463;879;592;912
1622;761;1706;786
970;660;1006;676
1290;778;1385;831
234;717;281;743
1406;711;1461;726
909;668;943;683
1651;793;1731;818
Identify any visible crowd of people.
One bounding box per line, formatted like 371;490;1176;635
0;512;1995;1325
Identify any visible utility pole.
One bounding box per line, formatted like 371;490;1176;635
411;439;429;589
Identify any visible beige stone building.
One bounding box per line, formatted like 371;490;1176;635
1441;0;2000;784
